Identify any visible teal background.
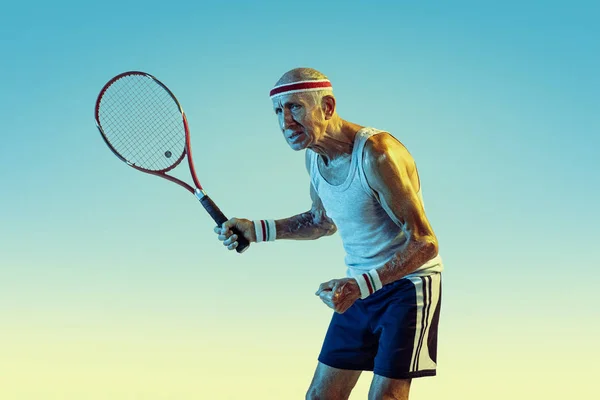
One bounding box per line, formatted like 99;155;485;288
1;1;598;398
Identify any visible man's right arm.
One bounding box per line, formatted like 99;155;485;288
215;182;336;250
275;183;337;240
215;150;336;250
275;148;336;240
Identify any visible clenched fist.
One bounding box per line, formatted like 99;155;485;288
315;277;361;314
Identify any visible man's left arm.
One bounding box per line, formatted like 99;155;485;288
362;133;439;285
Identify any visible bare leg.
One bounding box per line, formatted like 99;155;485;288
368;375;412;400
305;362;362;400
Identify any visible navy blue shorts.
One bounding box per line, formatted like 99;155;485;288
318;273;442;379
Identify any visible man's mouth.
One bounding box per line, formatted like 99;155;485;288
288;131;303;140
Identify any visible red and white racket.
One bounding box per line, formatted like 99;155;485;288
94;71;249;253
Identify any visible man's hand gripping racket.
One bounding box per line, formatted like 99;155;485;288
94;71;250;253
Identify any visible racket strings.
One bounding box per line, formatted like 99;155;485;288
104;76;183;169
102;83;181;169
98;74;186;171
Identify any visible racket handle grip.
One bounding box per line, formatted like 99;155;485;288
197;192;250;254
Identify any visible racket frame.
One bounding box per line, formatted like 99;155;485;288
94;71;249;253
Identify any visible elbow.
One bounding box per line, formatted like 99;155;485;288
319;220;337;237
418;234;439;260
325;223;337;236
428;239;439;260
311;209;337;237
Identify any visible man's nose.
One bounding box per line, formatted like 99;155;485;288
282;109;296;128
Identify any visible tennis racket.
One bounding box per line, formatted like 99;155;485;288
94;71;249;253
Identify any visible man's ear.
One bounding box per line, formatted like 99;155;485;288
321;95;336;120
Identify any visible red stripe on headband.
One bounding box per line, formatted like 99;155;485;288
269;81;332;97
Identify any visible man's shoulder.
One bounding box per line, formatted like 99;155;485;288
363;131;412;164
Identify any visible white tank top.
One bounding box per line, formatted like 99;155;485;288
308;127;443;279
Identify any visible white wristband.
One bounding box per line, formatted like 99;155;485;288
253;219;276;242
354;269;383;299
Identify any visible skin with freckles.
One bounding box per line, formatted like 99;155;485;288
214;67;440;400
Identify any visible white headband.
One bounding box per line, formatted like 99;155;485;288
269;79;333;99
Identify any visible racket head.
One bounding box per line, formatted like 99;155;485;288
94;71;188;174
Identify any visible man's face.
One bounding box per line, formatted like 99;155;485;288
272;93;325;151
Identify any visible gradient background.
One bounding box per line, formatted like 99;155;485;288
1;1;598;399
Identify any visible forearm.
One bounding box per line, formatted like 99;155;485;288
275;211;337;240
376;236;438;285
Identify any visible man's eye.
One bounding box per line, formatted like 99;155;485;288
291;104;301;110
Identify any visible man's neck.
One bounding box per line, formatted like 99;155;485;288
310;118;363;166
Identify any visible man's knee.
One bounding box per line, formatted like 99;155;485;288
306;384;352;400
371;391;408;400
305;362;360;400
368;376;411;400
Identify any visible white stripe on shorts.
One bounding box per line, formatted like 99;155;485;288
407;273;441;373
